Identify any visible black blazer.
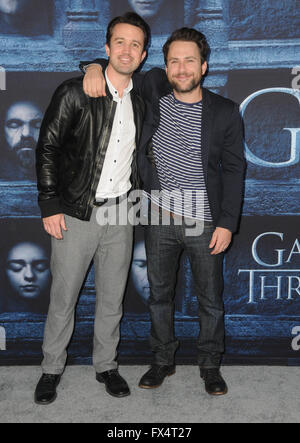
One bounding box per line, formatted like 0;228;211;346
135;68;246;233
80;61;246;232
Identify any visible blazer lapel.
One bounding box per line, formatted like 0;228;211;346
201;88;214;184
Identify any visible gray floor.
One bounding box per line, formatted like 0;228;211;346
0;365;299;423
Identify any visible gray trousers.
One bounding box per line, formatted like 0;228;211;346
41;207;133;375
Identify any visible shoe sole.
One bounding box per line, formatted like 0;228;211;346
139;370;176;389
34;393;57;406
96;376;131;398
206;389;228;396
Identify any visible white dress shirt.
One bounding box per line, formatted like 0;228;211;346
95;70;136;199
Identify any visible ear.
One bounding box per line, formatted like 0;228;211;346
105;44;110;58
141;50;147;63
202;61;208;76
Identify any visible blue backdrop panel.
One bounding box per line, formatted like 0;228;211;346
0;0;299;365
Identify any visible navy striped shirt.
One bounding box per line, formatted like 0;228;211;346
149;93;212;221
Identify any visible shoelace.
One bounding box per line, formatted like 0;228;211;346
39;374;59;389
203;369;222;382
104;370;119;378
149;365;160;373
149;365;169;374
43;373;59;381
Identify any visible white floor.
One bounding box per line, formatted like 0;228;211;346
0;365;299;423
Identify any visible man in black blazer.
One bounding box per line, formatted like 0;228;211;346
82;28;245;396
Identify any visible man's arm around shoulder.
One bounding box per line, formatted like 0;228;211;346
79;59;168;98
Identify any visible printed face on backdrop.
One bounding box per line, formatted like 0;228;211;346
130;240;150;304
166;41;208;94
5;242;50;300
106;23;146;76
0;0;27;15
128;0;165;18
0;0;52;35
4;101;42;174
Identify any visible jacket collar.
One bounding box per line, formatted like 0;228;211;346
202;87;213;108
105;83;113;100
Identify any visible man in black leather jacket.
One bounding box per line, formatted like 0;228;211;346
81;27;246;397
34;12;149;405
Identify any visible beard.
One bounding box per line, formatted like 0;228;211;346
11;137;36;171
168;74;202;94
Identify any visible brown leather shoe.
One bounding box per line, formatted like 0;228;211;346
96;370;130;398
200;368;228;396
139;365;176;389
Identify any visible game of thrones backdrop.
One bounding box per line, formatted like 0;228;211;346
0;0;299;365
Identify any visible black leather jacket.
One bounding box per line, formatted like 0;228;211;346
36;76;145;221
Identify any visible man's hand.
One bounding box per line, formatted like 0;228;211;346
209;227;232;255
83;65;106;98
43;214;67;240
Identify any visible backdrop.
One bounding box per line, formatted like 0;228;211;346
0;0;299;365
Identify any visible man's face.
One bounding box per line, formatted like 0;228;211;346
131;241;150;304
128;0;164;18
106;23;146;76
4;101;42;172
6;242;50;300
0;0;27;15
166;41;207;94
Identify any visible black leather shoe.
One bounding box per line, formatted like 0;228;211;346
34;374;61;405
200;368;228;396
139;365;176;389
96;370;130;398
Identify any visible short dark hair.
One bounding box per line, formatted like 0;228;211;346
163;28;210;65
106;12;151;51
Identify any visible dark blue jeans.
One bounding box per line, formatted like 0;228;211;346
145;218;225;368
